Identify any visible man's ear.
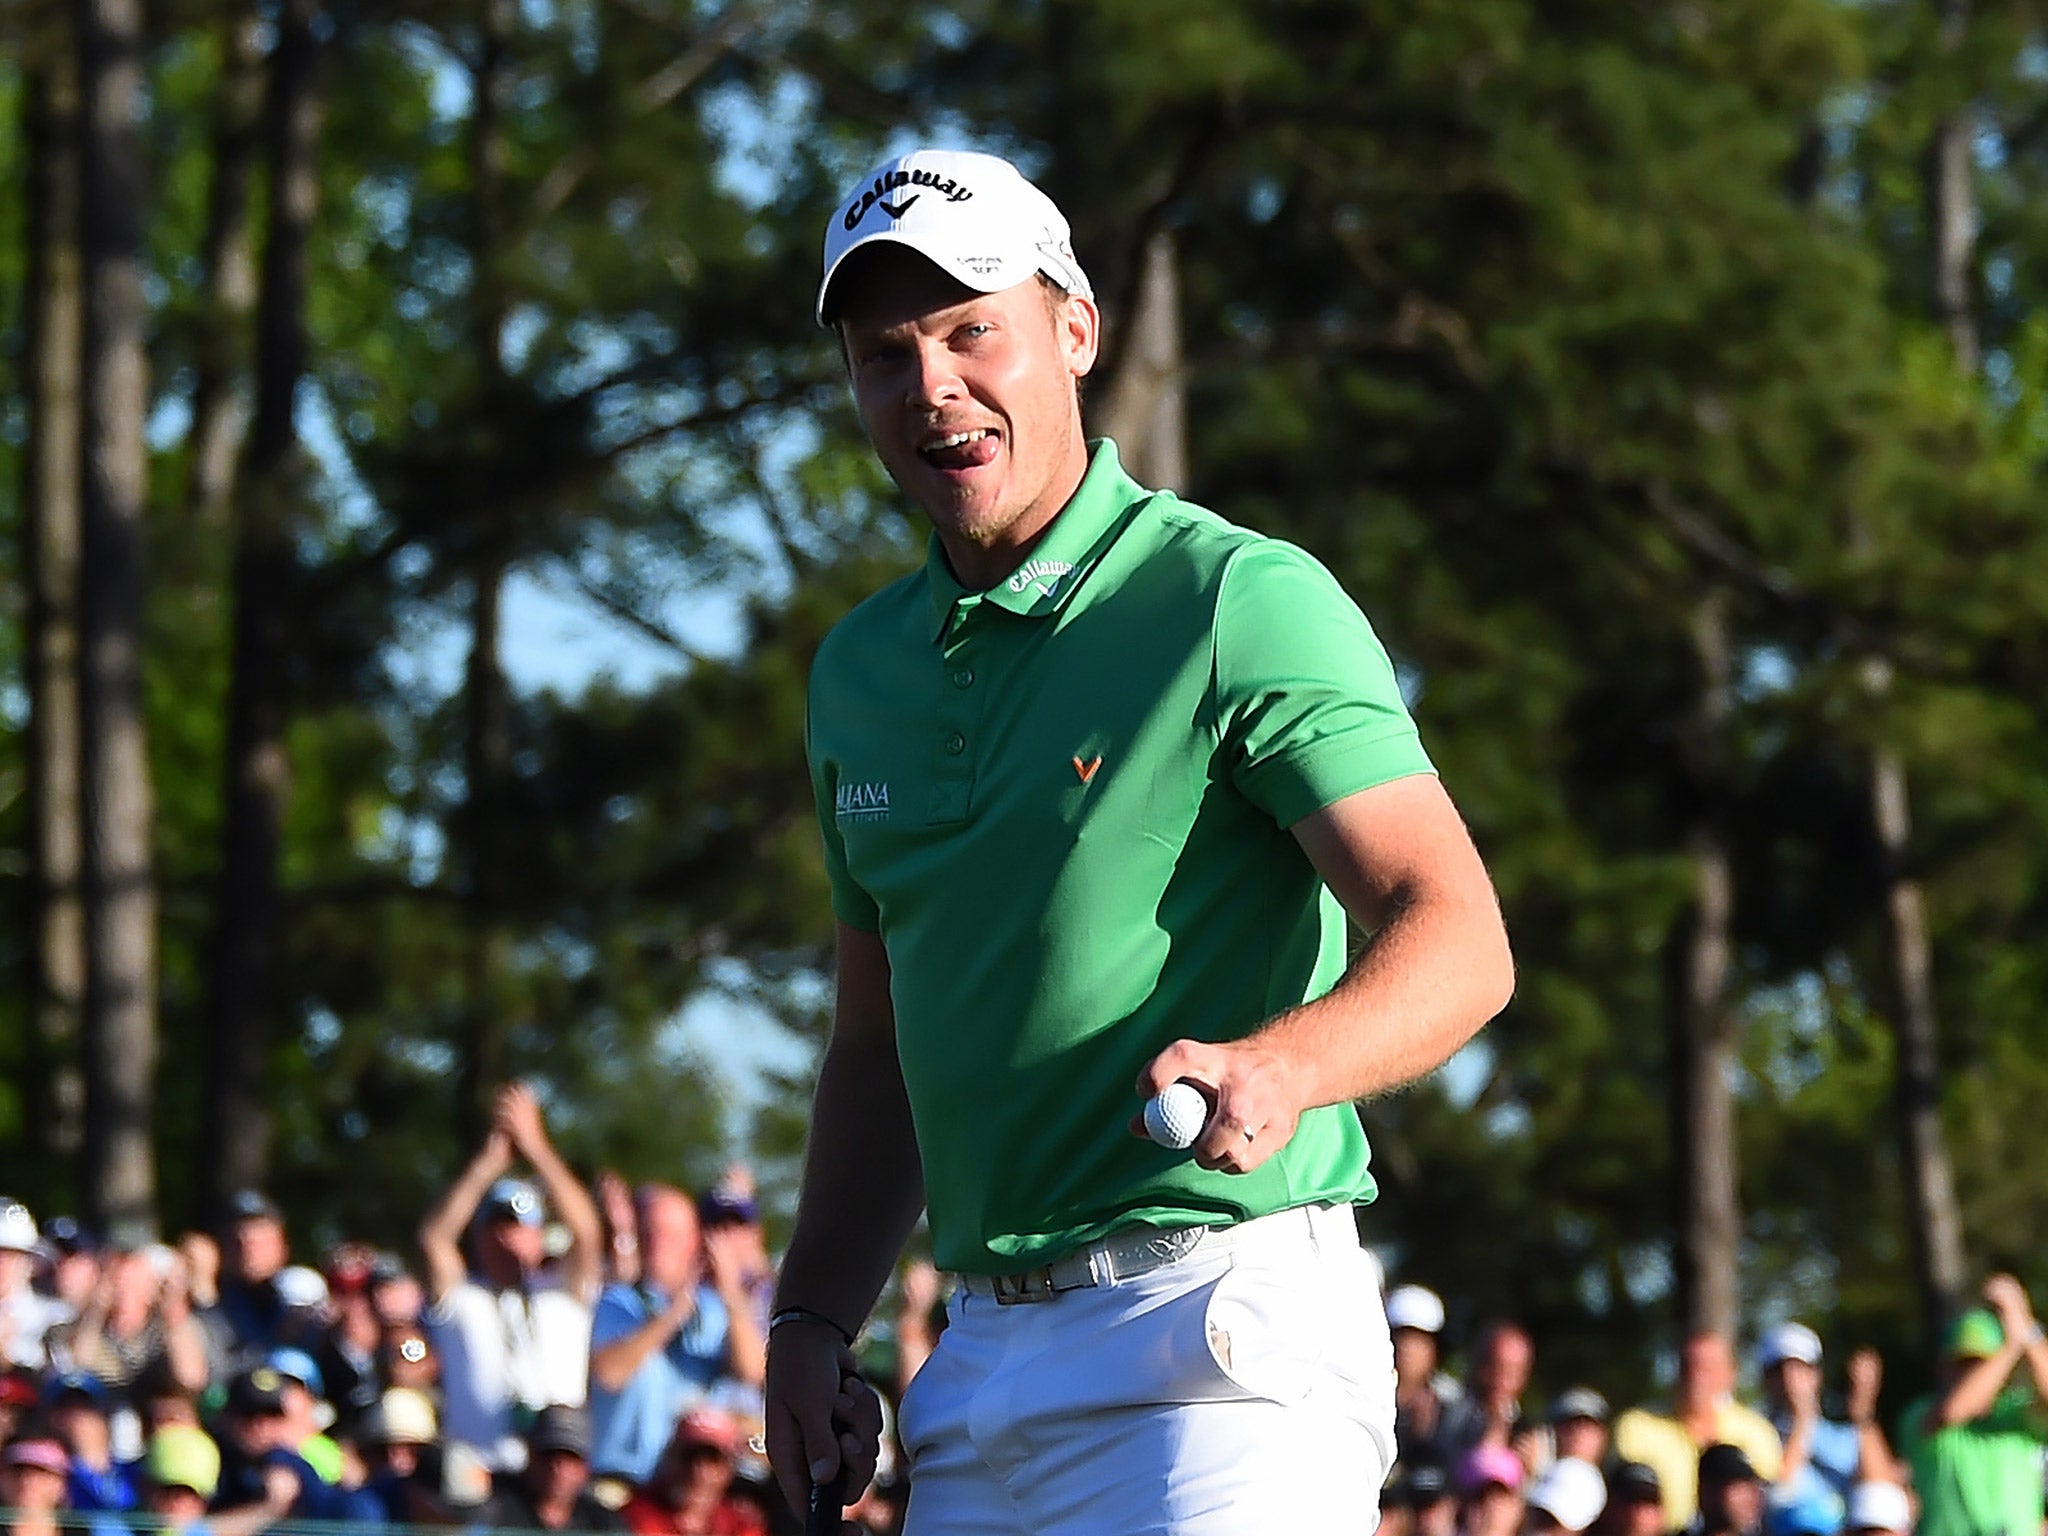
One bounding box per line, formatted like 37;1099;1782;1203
1061;295;1101;379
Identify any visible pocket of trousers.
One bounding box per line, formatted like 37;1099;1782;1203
1202;1258;1396;1425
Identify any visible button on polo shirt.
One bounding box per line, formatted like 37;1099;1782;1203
806;440;1435;1275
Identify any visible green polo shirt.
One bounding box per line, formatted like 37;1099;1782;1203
806;439;1435;1275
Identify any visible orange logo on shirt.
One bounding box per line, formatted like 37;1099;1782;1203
1072;755;1102;784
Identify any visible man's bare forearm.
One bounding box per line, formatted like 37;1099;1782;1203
774;1029;926;1338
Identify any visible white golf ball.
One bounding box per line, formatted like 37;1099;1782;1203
1144;1081;1210;1150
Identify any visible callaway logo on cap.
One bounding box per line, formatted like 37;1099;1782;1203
817;148;1093;326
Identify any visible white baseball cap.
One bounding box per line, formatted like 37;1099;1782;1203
1385;1284;1446;1334
1846;1480;1911;1533
0;1201;38;1254
1758;1321;1823;1369
817;149;1093;326
1526;1457;1607;1532
275;1265;330;1310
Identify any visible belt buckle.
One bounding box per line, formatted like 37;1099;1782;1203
990;1266;1058;1305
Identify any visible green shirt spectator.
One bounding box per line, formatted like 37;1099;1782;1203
1898;1290;2048;1536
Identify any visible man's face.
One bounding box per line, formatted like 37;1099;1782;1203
1621;1497;1667;1536
0;1250;31;1295
55;1251;99;1307
838;252;1099;571
636;1191;701;1294
1681;1331;1736;1398
229;1409;290;1454
0;1464;64;1513
1555;1415;1606;1462
1703;1477;1763;1530
1766;1357;1819;1408
149;1486;208;1523
1393;1327;1437;1379
51;1400;108;1458
532;1447;587;1503
1478;1328;1533;1400
482;1214;545;1272
234;1217;287;1283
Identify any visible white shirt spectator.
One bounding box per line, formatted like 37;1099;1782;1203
427;1271;593;1470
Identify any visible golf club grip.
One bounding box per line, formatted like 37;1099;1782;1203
805;1468;847;1536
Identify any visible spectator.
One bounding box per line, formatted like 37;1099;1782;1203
1599;1463;1667;1536
1461;1444;1526;1536
0;1203;70;1370
620;1407;767;1536
1;1430;86;1536
478;1405;624;1533
201;1192;293;1372
38;1220;102;1329
1614;1331;1783;1527
265;1346;344;1481
1442;1321;1534;1465
893;1260;943;1406
1392;1285;1462;1456
1758;1323;1896;1535
1897;1274;2048;1536
1528;1388;1610;1475
588;1184;766;1485
62;1243;209;1406
45;1371;138;1513
697;1169;774;1338
1525;1458;1607;1535
208;1366;350;1522
419;1083;601;1470
367;1254;423;1331
1843;1482;1910;1536
350;1388;440;1524
378;1319;439;1396
1406;1449;1460;1536
1686;1445;1766;1536
312;1245;385;1433
0;1373;40;1444
140;1423;293;1536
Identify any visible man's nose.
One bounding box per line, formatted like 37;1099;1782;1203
905;340;966;406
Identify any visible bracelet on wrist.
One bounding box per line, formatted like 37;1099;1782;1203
770;1305;854;1346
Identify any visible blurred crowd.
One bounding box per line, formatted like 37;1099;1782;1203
1378;1271;2048;1536
0;1086;918;1536
1;1087;2041;1536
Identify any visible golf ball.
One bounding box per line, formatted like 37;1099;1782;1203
1144;1081;1210;1150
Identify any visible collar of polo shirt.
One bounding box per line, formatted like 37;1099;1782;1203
924;440;1153;641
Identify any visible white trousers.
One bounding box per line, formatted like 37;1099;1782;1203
900;1203;1395;1535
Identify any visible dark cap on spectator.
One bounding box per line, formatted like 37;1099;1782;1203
44;1370;108;1409
698;1187;758;1227
41;1217;97;1258
227;1190;281;1225
481;1179;543;1228
1698;1443;1760;1485
227;1368;288;1417
1608;1462;1662;1501
369;1252;410;1286
525;1405;590;1458
1404;1450;1451;1502
1547;1386;1610;1425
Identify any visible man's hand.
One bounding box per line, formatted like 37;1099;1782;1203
1986;1273;2038;1342
1130;1037;1306;1173
704;1225;753;1302
1783;1360;1822;1422
1846;1347;1883;1425
493;1082;551;1160
765;1321;883;1525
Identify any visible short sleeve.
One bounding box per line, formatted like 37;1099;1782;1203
1214;540;1434;826
805;684;881;931
589;1286;640;1350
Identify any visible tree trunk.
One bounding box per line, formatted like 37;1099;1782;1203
1669;590;1740;1340
199;0;324;1225
22;0;89;1180
74;0;158;1238
1871;0;1973;1352
456;0;517;1146
182;0;265;527
1866;661;1967;1347
1094;226;1187;492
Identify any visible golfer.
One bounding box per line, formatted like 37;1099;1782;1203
765;146;1515;1535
